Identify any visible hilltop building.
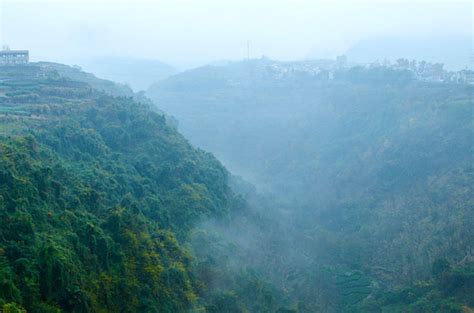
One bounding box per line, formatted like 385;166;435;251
0;46;29;65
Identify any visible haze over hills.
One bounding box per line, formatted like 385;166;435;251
344;35;472;70
75;57;178;91
147;58;474;311
147;58;473;189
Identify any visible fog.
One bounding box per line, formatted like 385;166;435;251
1;0;471;69
0;1;473;312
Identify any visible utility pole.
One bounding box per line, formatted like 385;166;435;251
247;40;250;60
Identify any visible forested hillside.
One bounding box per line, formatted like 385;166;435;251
147;59;474;312
0;64;294;312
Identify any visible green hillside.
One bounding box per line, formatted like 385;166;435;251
0;64;241;312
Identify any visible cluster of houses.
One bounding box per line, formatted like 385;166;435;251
388;58;474;84
266;55;474;85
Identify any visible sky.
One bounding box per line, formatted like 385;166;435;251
0;0;472;69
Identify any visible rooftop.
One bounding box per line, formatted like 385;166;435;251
0;50;29;55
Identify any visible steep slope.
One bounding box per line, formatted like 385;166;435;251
0;64;235;312
147;60;474;311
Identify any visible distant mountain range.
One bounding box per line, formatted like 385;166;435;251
344;35;472;70
76;56;178;91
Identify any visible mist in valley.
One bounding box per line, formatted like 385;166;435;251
0;1;473;312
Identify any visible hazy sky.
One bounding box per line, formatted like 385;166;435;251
0;0;471;68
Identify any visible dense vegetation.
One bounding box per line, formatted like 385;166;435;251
0;64;283;312
0;60;472;312
147;59;474;312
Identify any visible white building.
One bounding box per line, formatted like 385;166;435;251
0;47;29;65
